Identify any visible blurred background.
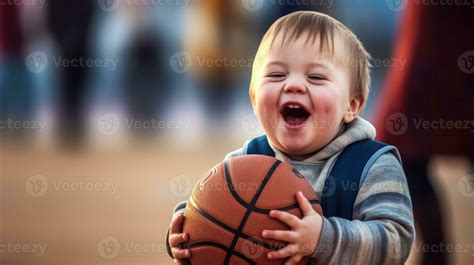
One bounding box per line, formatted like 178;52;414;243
0;0;473;264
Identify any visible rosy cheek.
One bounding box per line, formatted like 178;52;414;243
312;90;339;126
256;84;278;115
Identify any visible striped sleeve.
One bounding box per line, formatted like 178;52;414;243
310;152;415;265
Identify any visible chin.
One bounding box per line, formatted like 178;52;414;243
279;138;313;155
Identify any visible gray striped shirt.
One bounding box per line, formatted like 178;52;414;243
171;117;415;264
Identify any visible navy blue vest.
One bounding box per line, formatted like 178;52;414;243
244;135;397;220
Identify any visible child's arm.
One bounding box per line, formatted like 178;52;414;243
309;152;415;264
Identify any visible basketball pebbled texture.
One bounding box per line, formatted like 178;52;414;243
183;155;323;265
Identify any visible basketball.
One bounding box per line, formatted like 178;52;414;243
182;155;323;264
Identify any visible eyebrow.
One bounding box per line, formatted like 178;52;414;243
266;61;333;70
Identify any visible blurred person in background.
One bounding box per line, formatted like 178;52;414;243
184;0;255;130
0;5;34;140
46;0;94;148
373;2;474;265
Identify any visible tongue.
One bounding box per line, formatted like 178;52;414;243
285;115;306;126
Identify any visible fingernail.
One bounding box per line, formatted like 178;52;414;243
182;234;187;240
262;231;268;237
267;253;272;259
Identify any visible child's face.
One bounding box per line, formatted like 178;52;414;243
253;32;358;159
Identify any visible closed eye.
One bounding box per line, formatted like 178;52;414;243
267;73;287;78
308;74;326;81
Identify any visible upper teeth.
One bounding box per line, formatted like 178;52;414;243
287;104;301;109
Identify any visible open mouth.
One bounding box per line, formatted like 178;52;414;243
281;103;310;126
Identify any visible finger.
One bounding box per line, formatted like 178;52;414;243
169;233;188;247
172;247;191;259
267;244;298;259
269;210;300;228
296;191;315;216
173;259;183;265
262;229;298;242
285;254;303;265
170;214;185;234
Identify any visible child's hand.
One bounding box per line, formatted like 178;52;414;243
262;191;323;265
168;214;191;265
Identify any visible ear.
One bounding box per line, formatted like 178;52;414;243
343;95;364;123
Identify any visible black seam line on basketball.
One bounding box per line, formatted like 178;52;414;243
188;241;256;265
223;160;282;265
188;197;279;251
252;199;321;214
224;160;320;214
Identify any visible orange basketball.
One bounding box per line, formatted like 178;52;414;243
182;155;323;264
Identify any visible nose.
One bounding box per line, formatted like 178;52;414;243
283;75;307;94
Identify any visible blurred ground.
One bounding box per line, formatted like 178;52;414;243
0;141;472;265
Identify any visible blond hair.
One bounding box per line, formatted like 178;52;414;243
249;11;371;110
